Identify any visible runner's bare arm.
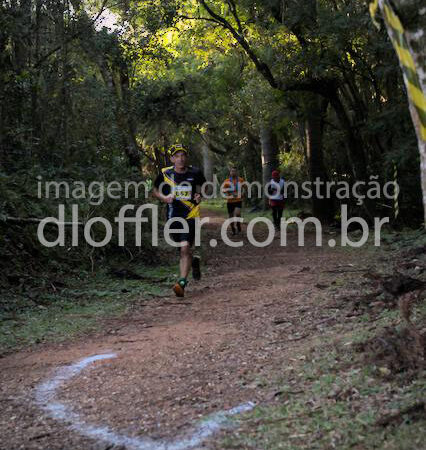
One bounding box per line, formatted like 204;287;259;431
194;193;202;204
152;187;174;204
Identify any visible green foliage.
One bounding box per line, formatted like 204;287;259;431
0;263;174;353
0;0;424;296
218;272;426;449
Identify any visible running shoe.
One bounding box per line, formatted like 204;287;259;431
173;279;186;297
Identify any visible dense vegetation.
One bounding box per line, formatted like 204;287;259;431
0;5;424;448
1;0;424;285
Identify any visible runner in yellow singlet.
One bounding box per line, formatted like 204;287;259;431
153;145;206;297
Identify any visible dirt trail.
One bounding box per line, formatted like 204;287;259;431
0;211;357;449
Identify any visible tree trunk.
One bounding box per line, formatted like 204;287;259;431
246;131;262;184
14;0;31;71
56;0;69;157
31;0;42;153
328;90;369;183
304;94;335;222
260;125;279;209
153;146;164;171
69;0;142;169
201;140;213;196
117;64;142;169
202;140;213;182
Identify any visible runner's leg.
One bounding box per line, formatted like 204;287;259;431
173;242;192;297
234;207;242;232
227;203;236;234
277;206;284;229
192;254;201;280
272;206;279;228
180;242;192;280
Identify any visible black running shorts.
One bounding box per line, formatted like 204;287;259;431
227;201;242;215
166;218;196;246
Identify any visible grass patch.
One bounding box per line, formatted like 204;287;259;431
1;298;125;349
0;262;178;354
224;331;425;449
219;231;425;449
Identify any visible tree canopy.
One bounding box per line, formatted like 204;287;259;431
0;0;424;275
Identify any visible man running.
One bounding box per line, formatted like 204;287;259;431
223;167;244;235
268;169;285;230
153;144;206;297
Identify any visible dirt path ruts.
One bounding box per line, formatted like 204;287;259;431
0;211;357;449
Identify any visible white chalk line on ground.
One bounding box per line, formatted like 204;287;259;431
34;353;255;450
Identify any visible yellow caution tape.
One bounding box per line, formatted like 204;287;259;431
369;0;426;141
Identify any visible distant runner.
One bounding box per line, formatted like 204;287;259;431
223;167;245;235
153;144;206;297
268;169;285;230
